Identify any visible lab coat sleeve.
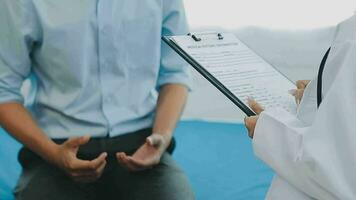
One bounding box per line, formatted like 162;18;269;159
0;0;39;105
157;0;192;90
253;41;356;199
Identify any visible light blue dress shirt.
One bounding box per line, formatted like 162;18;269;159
0;0;191;138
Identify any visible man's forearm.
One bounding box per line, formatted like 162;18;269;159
153;84;188;147
0;102;58;162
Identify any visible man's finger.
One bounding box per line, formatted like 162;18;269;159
247;97;264;114
69;160;105;183
73;159;106;177
65;135;91;148
96;160;106;174
87;152;107;170
116;153;142;171
71;152;107;172
116;152;129;165
116;152;134;169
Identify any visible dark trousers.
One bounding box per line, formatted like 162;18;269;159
14;128;195;200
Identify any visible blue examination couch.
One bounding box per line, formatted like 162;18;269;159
0;120;273;200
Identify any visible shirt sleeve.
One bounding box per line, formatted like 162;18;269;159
0;0;39;105
253;41;356;199
157;0;192;90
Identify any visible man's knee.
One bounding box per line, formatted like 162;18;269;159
14;163;97;200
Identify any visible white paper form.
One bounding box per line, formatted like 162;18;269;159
172;33;297;113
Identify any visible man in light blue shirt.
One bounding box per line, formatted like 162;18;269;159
0;0;194;199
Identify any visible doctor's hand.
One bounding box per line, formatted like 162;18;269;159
51;136;107;183
244;98;264;138
116;134;167;171
289;80;310;105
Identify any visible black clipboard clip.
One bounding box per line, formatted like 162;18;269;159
188;32;224;42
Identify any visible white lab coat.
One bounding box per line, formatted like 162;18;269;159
253;14;356;200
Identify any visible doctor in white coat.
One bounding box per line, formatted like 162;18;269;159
244;14;356;199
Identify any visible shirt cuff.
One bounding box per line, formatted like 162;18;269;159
0;89;24;105
156;73;192;91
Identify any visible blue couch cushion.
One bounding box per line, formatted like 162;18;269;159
0;128;22;200
173;121;274;200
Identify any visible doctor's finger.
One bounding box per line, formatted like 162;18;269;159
296;80;310;89
247;98;264;114
294;89;304;104
244;116;258;138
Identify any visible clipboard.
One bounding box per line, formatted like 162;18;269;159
163;33;256;116
162;32;296;117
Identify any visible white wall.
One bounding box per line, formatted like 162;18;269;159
184;0;355;29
